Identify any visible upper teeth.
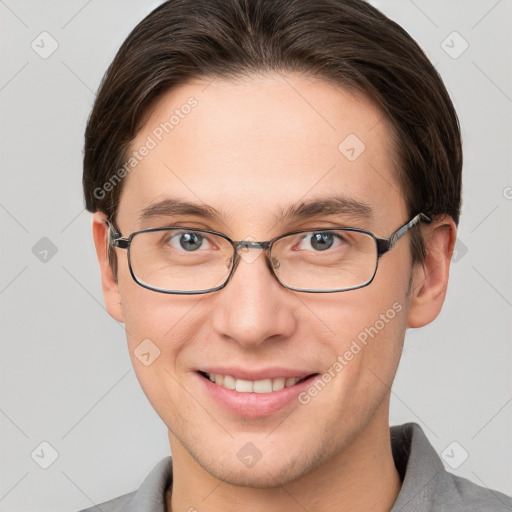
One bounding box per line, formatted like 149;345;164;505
206;373;300;393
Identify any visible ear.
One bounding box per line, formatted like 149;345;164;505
92;212;124;323
407;215;457;328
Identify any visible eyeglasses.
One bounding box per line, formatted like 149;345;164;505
108;213;431;294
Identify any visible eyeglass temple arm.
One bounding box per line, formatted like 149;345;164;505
105;221;130;249
376;213;432;255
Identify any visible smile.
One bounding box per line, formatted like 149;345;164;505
201;371;310;393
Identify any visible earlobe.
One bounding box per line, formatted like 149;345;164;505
407;216;457;328
92;212;124;323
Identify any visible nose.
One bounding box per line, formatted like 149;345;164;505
211;247;297;349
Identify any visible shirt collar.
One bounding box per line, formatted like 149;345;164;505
390;422;444;511
122;457;172;512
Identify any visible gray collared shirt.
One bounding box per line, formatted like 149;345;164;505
79;423;512;511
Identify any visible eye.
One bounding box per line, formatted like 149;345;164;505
166;231;210;252
298;231;343;251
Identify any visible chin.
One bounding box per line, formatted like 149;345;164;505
183;435;332;489
206;459;311;489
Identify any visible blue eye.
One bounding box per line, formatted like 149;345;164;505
168;232;206;251
310;232;334;251
299;232;342;251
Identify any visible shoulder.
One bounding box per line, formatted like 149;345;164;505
75;457;173;512
435;471;512;511
390;423;512;512
77;491;136;512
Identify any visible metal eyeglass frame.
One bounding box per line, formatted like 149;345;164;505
108;212;432;295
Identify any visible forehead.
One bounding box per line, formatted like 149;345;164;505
118;73;405;234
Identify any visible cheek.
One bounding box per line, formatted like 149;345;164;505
118;278;201;386
301;301;408;434
119;287;202;423
301;260;410;407
345;267;409;380
117;252;198;343
332;295;407;376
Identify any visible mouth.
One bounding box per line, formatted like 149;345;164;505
198;371;317;393
195;366;321;416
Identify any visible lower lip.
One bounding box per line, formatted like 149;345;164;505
197;373;318;417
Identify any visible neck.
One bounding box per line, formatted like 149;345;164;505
167;403;401;512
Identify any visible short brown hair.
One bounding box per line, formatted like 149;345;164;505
83;0;462;273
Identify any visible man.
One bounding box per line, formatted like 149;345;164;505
81;0;512;510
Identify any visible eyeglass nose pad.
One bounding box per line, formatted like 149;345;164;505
225;255;235;269
270;256;280;269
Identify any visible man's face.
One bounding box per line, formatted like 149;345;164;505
110;73;414;486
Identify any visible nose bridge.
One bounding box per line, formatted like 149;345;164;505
229;239;275;280
212;242;295;347
235;239;271;251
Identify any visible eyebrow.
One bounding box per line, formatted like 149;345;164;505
277;196;373;222
137;195;373;226
138;199;219;225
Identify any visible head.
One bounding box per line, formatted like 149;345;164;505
84;0;460;488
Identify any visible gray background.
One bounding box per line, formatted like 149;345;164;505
1;1;511;510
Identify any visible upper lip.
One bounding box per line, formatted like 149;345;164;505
197;367;317;381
